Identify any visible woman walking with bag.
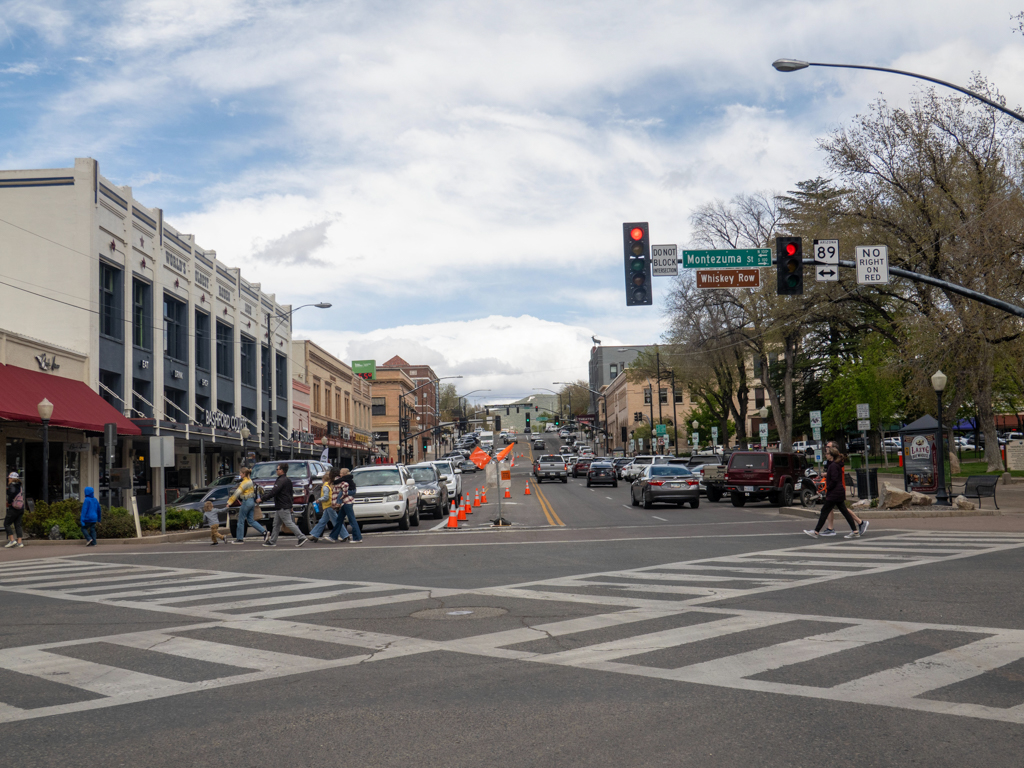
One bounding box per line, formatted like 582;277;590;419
229;468;267;544
328;468;362;543
805;447;863;539
307;469;340;542
4;472;25;548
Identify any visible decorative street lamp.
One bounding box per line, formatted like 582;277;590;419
240;426;251;469
932;370;950;506
37;398;53;504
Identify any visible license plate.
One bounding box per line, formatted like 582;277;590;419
744;486;754;492
668;482;681;488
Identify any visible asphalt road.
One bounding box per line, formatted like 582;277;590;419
3;433;1024;767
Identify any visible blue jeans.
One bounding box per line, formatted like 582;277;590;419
309;504;337;538
235;498;266;541
81;523;97;544
329;503;361;541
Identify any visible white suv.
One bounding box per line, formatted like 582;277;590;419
349;465;421;530
621;455;671;481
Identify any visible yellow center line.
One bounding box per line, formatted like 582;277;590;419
533;482;565;527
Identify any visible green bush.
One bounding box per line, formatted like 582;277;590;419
96;508;136;539
166;507;203;530
24;499;83;539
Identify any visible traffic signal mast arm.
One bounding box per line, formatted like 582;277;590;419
797;257;1024;319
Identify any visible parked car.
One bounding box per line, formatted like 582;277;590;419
722;451;810;507
630;465;699;508
612;457;633;479
586;461;618;488
209;473;241;487
791;441;820;455
620;455;671;482
349;465;420;530
168;485;235;520
407;463;448;520
249;460;329;534
534;454;569;483
430;459;463;508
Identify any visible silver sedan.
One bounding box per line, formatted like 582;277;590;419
630;465;700;509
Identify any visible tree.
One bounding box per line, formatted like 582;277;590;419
438;383;460;422
558;380;592;418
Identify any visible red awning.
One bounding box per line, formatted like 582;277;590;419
0;363;141;435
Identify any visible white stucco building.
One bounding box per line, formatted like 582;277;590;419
0;158;295;511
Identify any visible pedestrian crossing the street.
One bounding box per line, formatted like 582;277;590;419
2;531;1024;725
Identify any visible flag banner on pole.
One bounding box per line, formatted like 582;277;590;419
319;447;329;463
496;443;515;462
470;447;491;469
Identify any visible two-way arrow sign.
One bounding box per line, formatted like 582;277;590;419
814;239;839;282
816;267;837;280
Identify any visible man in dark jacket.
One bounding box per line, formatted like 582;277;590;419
264;463;308;547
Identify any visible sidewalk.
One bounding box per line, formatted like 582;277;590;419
780;477;1024;533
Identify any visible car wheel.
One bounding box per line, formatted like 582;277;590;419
706;487;722;503
643;492;653;510
398;505;410;531
730;493;746;507
690;498;700;509
411;504;421;527
631;489;639;506
299;501;314;535
779;483;793;507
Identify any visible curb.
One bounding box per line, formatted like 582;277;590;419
19;529;212;546
778;505;1014;520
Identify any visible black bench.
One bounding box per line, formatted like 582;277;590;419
950;475;1000;509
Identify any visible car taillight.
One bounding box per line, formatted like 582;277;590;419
687;480;698;486
649;481;664;486
768;474;774;482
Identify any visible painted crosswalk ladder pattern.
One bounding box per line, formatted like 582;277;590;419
1;531;1024;724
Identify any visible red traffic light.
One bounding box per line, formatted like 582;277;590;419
630;227;644;241
785;243;797;256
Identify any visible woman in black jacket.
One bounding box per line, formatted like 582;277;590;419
805;448;862;539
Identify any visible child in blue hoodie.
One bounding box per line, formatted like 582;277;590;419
80;487;100;546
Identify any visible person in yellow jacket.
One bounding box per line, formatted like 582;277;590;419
307;469;339;542
229;467;268;544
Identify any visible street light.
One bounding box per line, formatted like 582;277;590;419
692;419;699;454
932;370;951;506
533;387;565;428
555;381;610;454
772;59;1024;124
240;426;251;468
266;302;331;459
37;398;53;504
400;376;463;463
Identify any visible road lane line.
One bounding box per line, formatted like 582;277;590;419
533;484;565;527
652;516;667;522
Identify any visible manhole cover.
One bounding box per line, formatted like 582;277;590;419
411;607;508;620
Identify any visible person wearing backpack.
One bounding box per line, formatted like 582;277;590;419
4;472;25;548
228;467;267;544
80;486;101;547
306;469;339;542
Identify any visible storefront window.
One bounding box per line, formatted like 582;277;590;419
63;448;80;499
6;438;24;483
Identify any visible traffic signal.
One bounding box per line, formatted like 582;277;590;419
495;415;502;431
525;412;531;430
623;222;652;306
506;407;510;416
534;406;539;412
776;236;803;295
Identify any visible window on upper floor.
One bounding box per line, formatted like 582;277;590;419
216;321;233;377
240;334;256;387
372;397;386;416
163;294;187;362
100;263;122;340
132;279;151;350
195;311;210;370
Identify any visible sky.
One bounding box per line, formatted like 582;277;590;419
3;0;1024;403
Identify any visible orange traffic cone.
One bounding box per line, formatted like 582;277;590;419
524;480;531;496
464;500;473;516
504;487;511;499
473;489;480;508
481;488;488;503
457;501;467;521
446;501;459;529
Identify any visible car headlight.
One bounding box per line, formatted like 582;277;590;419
422;489;438;496
386;493;401;502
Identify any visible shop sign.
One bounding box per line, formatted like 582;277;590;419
35;353;60;372
67;442;90;452
198;407;243;432
291;429;315;444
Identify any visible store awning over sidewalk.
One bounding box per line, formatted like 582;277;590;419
0;363;141;435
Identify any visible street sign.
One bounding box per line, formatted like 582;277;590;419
809;410;822;429
652;244;678;276
681;249;771;269
759;423;768;438
657;436;666;446
629;439;635;452
692;432;699;444
711;426;719;443
857;419;871;431
500;466;512;489
812;427;821;441
855;245;890;285
695;269;761;289
815;265;839;282
656;424;667;436
814;447;823;463
856;403;870;419
149;436;174;468
813;239;839;264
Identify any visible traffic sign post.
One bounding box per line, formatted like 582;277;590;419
652;244;678;276
759;422;768;447
814;239;839;283
812;427;821;441
856;246;890;285
810;410;822;429
711;426;719;449
681;249;771;269
656;424;667;436
857;404;870;420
